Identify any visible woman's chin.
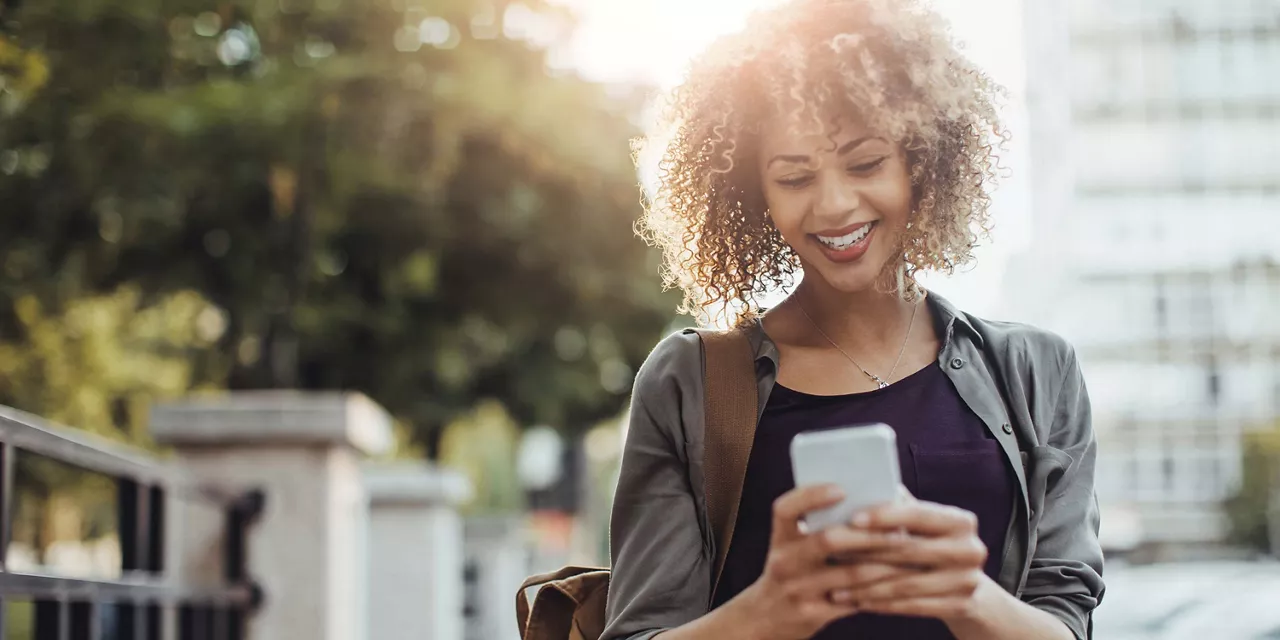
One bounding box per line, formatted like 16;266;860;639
804;262;887;296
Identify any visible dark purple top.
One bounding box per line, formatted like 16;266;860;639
712;362;1016;639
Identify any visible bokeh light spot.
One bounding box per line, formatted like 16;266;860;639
193;12;222;37
217;29;255;66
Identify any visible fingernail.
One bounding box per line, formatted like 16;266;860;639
851;512;870;527
831;589;854;603
825;486;844;500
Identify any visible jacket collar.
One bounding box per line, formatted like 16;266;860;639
748;289;984;368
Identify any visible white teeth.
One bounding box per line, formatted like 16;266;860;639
817;223;873;250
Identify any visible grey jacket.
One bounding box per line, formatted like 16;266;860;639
603;293;1104;640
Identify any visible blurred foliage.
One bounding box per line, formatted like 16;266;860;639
1224;426;1280;554
0;35;49;103
0;287;222;444
3;600;33;640
439;398;521;512
0;0;677;451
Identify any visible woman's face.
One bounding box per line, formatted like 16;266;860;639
757;114;913;295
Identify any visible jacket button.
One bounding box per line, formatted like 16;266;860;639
1001;423;1014;435
949;357;965;369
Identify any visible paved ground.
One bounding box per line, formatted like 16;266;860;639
1092;560;1280;640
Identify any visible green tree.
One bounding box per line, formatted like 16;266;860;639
438;399;522;512
0;287;222;443
0;0;677;451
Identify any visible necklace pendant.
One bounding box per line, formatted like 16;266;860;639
874;377;889;390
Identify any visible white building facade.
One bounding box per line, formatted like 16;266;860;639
1013;0;1280;548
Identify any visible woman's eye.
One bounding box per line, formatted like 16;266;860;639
776;175;813;189
849;157;888;173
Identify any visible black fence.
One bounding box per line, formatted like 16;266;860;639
0;407;263;640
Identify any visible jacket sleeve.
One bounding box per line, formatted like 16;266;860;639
602;332;712;640
1022;347;1106;640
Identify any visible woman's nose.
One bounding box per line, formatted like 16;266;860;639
814;174;861;220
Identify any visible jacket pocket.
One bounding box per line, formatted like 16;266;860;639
911;441;1008;507
910;439;1014;579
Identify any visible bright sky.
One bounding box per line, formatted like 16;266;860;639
551;0;1032;318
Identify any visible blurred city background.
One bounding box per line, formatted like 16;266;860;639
0;0;1278;638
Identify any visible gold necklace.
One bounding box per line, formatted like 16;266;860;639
797;301;919;390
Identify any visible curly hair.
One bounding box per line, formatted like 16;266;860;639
635;0;1009;326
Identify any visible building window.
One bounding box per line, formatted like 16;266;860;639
1188;280;1215;336
1155;279;1168;334
1207;359;1221;406
1198;454;1220;500
1206;455;1221;499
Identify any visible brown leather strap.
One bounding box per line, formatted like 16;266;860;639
693;326;759;604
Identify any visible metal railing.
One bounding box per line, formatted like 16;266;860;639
0;406;263;640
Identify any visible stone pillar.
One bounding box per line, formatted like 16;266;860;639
364;463;472;640
151;391;392;640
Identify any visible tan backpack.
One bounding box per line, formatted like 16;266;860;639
515;327;760;640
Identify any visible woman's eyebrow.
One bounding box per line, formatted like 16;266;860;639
767;153;812;168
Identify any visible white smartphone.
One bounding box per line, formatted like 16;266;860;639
790;423;901;531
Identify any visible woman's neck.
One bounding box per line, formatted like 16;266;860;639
787;276;923;352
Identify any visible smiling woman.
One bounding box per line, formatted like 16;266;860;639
587;2;1103;640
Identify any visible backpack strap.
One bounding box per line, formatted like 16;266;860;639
692;326;759;604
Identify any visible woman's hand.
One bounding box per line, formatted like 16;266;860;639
726;485;915;640
837;491;991;623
